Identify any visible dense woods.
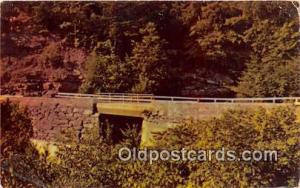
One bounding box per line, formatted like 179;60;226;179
1;1;299;97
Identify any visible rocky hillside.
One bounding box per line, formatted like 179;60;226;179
1;35;87;95
0;3;87;95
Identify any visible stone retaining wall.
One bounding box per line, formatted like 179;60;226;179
8;97;99;140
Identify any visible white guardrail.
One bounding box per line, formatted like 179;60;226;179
56;92;300;104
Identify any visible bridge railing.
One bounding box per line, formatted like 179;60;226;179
56;92;300;104
57;92;153;97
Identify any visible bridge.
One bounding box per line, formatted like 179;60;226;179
55;92;300;117
2;93;300;146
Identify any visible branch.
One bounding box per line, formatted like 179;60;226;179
292;1;299;9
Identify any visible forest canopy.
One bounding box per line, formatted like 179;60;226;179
1;1;299;97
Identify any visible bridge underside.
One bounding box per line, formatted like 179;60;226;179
97;102;153;118
99;114;143;144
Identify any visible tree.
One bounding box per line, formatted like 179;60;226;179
128;22;169;94
1;100;33;158
0;100;53;187
292;1;300;31
236;58;299;97
46;107;300;187
1;1;299;97
80;41;133;93
185;2;249;71
236;20;300;97
154;107;300;187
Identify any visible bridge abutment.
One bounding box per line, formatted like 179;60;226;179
3;97;99;141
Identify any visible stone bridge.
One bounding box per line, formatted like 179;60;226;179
1;93;300;146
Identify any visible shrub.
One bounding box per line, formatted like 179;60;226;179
42;42;63;68
80;51;133;93
0;100;56;187
154;106;300;187
1;99;33;158
4;105;297;187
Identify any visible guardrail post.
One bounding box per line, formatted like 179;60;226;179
273;98;275;103
214;99;216;103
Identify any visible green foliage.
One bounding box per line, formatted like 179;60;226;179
80;22;170;94
80;49;133;93
128;22;169;94
4;107;295;187
236;20;300;97
154;107;300;187
236;58;300;97
51;125;142;187
187;2;248;68
0;100;33;157
0;100;57;187
2;1;299;96
48;123;190;187
120;124;141;147
42;42;63;68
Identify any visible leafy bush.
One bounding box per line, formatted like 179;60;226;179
51;125;187;187
40;106;300;187
80;50;133;93
154;106;300;187
236;20;300;97
42;42;63;68
236;57;300;97
127;22;169;94
2;102;298;187
1;99;33;158
0;100;56;187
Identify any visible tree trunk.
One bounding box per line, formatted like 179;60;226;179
292;1;300;31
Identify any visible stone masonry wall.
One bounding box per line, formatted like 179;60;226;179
8;97;99;140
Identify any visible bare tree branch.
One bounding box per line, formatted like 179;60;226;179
292;1;297;8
